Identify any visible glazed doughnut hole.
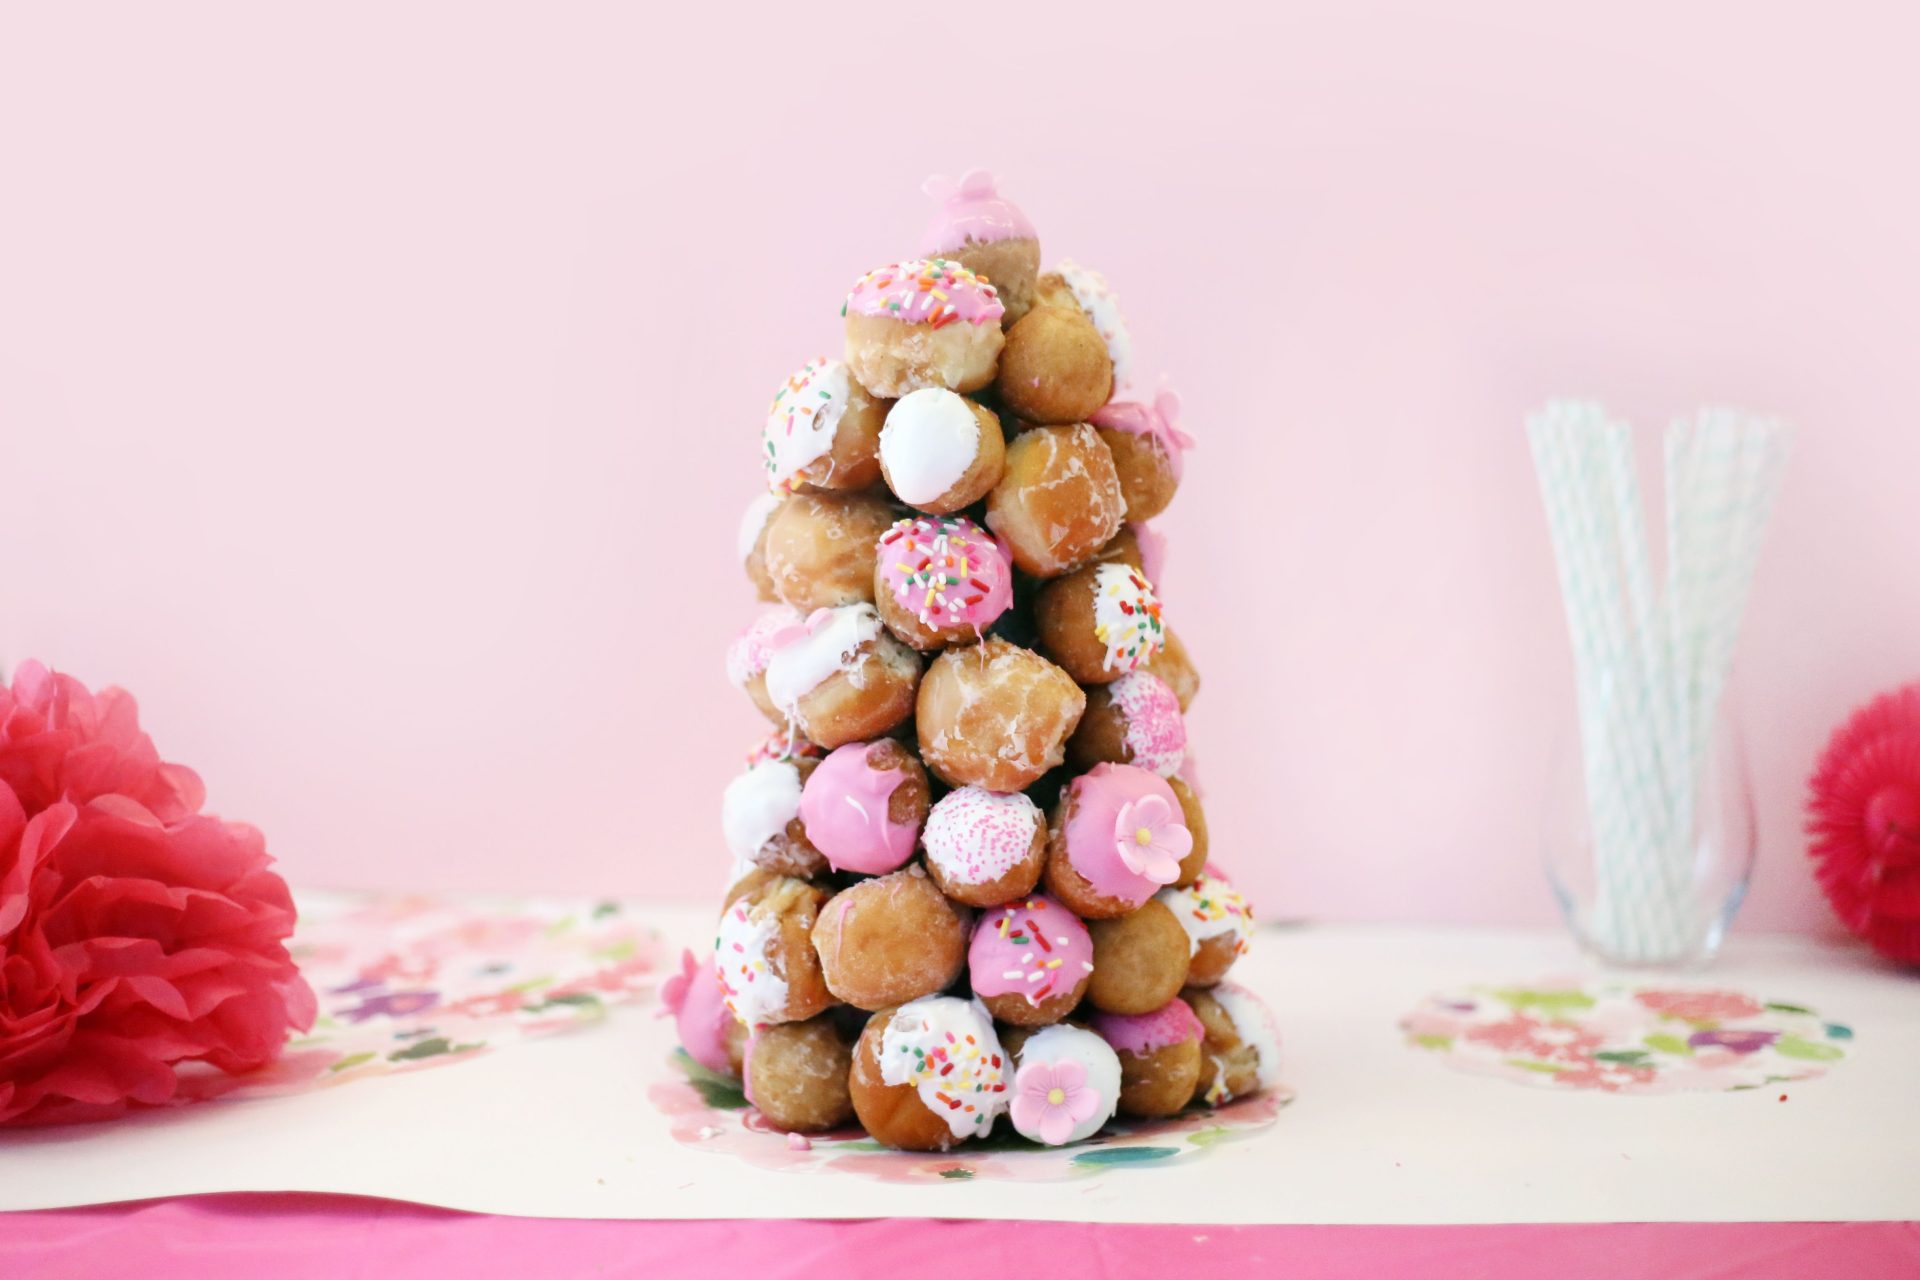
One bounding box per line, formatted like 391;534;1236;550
921;785;1048;907
1168;777;1209;886
873;514;1015;651
721;754;826;879
843;259;1006;397
726;606;803;730
1156;865;1252;987
951;235;1040;324
1143;627;1200;711
848;997;1008;1151
1096;424;1179;523
1086;899;1192;1015
797;738;930;876
764;603;923;749
968;895;1094;1027
744;1015;856;1132
762;491;898;611
1033;561;1167;686
1067;671;1188;778
739;493;786;602
715;875;836;1027
1095;999;1204;1119
762;358;890;495
985;424;1125;578
915;638;1086;792
994;305;1113;425
1185;984;1280;1105
878;389;1005;514
1044;763;1192;919
811;864;970;1010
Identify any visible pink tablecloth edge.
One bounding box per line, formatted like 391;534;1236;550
2;1196;1918;1280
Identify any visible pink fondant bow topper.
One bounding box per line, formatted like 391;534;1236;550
766;607;836;651
1093;387;1196;465
922;169;1001;205
1143;389;1197;457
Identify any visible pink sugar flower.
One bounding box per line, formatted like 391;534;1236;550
1010;1058;1101;1145
1112;794;1190;883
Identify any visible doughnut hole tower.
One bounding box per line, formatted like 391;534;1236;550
702;172;1281;1151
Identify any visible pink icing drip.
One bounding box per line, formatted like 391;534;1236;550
1108;671;1186;777
921;170;1037;255
876;515;1013;636
797;741;920;875
967;895;1094;1005
844;259;1004;327
1093;997;1203;1057
1061;763;1188;908
1090;389;1194;483
661;949;734;1076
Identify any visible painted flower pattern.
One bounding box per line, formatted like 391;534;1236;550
1403;982;1852;1096
1009;1059;1102;1146
1634;989;1764;1023
1112;794;1189;883
1464;1013;1603;1064
185;891;667;1102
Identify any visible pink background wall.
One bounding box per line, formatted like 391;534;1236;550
2;3;1915;934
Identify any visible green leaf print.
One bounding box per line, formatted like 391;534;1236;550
1764;1001;1814;1015
937;1167;975;1181
1594;1050;1649;1064
1643;1033;1693;1056
1071;1146;1181;1167
691;1078;748;1109
328;1051;377;1073
1489;988;1596;1015
1773;1036;1843;1062
1504;1059;1566;1074
1410;1033;1454;1051
387;1036;482;1063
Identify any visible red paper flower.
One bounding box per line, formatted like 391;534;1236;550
0;661;314;1125
1807;683;1920;965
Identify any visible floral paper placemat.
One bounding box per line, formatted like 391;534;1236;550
1401;980;1853;1095
183;892;669;1102
649;1049;1291;1183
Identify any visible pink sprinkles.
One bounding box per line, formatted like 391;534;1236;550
923;787;1042;885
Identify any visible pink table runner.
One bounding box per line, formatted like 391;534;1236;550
4;1197;1918;1279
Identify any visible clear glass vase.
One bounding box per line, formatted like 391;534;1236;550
1544;693;1757;968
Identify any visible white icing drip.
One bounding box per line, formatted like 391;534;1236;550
763;360;852;490
738;492;783;563
880;388;980;505
1053;261;1133;389
1011;1024;1121;1146
1154;871;1253;958
715;900;790;1027
764;604;882;713
1211;983;1282;1091
877;996;1008;1140
720;760;804;864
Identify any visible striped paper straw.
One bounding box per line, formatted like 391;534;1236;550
1528;401;1790;963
